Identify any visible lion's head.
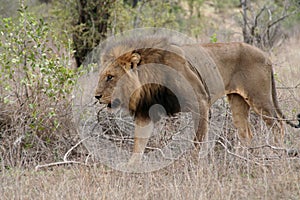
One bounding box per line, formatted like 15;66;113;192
95;50;143;112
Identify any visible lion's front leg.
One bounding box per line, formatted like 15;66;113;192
193;99;210;147
128;118;153;165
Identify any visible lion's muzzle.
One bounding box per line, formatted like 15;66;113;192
95;94;121;109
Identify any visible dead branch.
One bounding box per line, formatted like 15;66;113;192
35;161;89;171
217;140;268;166
35;136;91;171
239;0;299;49
268;10;298;29
248;144;287;151
63;136;91;162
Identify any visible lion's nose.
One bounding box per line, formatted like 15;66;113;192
95;95;102;100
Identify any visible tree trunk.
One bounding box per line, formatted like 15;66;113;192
72;0;115;67
240;0;252;44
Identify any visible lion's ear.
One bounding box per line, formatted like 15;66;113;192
130;53;141;69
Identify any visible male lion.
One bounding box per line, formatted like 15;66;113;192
95;36;300;164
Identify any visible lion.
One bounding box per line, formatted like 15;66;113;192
95;36;300;164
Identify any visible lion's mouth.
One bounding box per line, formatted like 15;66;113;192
107;98;121;109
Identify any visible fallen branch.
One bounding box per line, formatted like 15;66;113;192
277;82;300;89
35;136;92;171
248;144;286;151
35;160;89;171
217;140;268;166
63;136;91;162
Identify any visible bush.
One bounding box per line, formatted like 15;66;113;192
0;6;80;168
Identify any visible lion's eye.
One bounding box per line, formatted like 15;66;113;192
106;75;113;81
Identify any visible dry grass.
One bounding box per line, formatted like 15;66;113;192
1;149;300;199
1;26;300;200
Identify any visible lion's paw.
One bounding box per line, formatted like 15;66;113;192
116;153;144;172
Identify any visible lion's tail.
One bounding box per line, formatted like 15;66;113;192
271;70;300;128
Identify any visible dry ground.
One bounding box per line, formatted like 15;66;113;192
1;152;300;200
1;28;300;200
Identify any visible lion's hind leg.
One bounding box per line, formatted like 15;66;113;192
227;93;253;145
249;99;284;145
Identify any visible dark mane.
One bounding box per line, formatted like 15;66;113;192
133;84;181;122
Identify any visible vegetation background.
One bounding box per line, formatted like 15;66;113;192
0;0;300;199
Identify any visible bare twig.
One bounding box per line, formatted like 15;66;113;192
63;136;91;162
35;161;89;171
239;0;299;49
253;6;266;33
267;10;298;29
35;136;92;171
277;82;300;89
248;144;287;151
217;140;267;166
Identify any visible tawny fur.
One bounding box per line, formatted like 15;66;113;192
95;36;300;162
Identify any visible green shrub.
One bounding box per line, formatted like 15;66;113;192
210;33;218;43
0;6;80;168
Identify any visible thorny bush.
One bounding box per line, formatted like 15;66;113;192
0;7;82;169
